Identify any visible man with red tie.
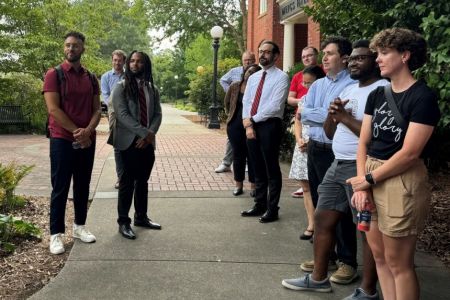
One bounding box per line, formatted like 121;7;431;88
111;51;162;239
241;41;290;223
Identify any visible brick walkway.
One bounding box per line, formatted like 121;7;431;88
0;104;297;197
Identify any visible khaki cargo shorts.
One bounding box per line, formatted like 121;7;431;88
366;156;430;237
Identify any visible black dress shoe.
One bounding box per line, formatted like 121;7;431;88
119;224;136;239
249;189;256;197
241;206;266;217
259;211;279;223
134;217;162;230
233;187;243;196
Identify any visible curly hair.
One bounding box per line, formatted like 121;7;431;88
64;31;85;43
124;51;155;99
370;28;427;71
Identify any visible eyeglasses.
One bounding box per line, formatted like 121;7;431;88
348;55;376;63
258;50;272;55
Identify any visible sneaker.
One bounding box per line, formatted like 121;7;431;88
330;262;358;284
300;259;338;272
215;164;231;173
282;274;332;292
49;233;65;255
291;188;304;198
73;224;96;243
342;288;380;300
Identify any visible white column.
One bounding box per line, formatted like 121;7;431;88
282;21;295;72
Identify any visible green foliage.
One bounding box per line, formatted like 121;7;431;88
0;73;47;132
145;0;246;52
0;162;34;212
187;58;240;115
0;214;41;254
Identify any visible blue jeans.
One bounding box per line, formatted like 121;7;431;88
49;138;95;234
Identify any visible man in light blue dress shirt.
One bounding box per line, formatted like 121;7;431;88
300;37;358;282
102;49;126;189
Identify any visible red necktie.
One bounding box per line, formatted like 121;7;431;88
139;82;147;127
250;71;267;116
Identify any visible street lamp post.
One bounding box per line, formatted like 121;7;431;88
208;25;223;129
174;75;179;104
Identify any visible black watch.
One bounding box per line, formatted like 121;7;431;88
365;172;376;185
250;117;255;124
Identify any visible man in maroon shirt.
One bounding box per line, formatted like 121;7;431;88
43;31;101;255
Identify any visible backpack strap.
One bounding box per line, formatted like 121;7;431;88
54;64;66;104
384;84;407;129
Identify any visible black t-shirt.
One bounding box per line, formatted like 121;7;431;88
364;80;440;160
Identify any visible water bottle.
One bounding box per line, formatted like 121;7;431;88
357;210;371;232
72;141;81;149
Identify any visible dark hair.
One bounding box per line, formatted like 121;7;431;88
352;39;370;49
303;65;326;80
64;31;85;43
321;36;352;56
260;40;280;56
241;64;262;84
370;28;427;71
124;51;155;98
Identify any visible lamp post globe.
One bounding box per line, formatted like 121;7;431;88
208;25;223;129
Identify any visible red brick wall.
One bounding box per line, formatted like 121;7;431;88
247;0;284;69
247;1;322;68
307;18;321;50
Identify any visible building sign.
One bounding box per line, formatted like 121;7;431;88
280;0;308;20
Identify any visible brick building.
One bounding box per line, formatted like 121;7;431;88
247;0;321;71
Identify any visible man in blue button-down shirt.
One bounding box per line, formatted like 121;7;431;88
102;49;126;189
300;37;358;281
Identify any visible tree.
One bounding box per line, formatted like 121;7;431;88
0;0;151;79
144;0;247;53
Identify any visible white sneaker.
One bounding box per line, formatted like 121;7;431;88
50;233;65;255
73;224;96;243
214;164;231;173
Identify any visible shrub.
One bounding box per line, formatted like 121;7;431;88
0;162;34;213
187;58;240;119
0;73;47;133
0;162;39;254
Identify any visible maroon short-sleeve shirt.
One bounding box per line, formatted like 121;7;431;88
43;61;99;141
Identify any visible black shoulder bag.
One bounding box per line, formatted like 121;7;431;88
384;84;408;129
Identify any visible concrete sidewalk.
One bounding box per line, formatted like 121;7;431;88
22;104;450;299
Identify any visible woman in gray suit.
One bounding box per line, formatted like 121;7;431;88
111;51;162;240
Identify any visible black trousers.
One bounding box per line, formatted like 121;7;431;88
49;138;95;234
117;141;155;225
246;118;282;211
227;116;255;183
307;140;357;267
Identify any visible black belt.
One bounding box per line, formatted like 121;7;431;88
310;140;332;150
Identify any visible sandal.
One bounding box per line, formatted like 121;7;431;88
299;229;314;240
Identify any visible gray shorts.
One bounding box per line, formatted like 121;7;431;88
317;159;358;223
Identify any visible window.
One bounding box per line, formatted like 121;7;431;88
259;0;267;15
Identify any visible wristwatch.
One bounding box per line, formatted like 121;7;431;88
365;172;376;185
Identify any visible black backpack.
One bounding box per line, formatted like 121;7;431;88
45;65;98;138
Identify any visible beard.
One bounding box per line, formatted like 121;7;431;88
65;52;81;63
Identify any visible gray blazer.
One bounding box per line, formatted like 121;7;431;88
111;80;162;150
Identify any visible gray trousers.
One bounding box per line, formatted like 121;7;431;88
221;139;233;166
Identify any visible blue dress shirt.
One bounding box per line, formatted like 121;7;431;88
301;69;356;143
220;66;244;93
101;69;124;105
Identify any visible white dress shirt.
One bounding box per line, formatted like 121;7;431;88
242;65;289;123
